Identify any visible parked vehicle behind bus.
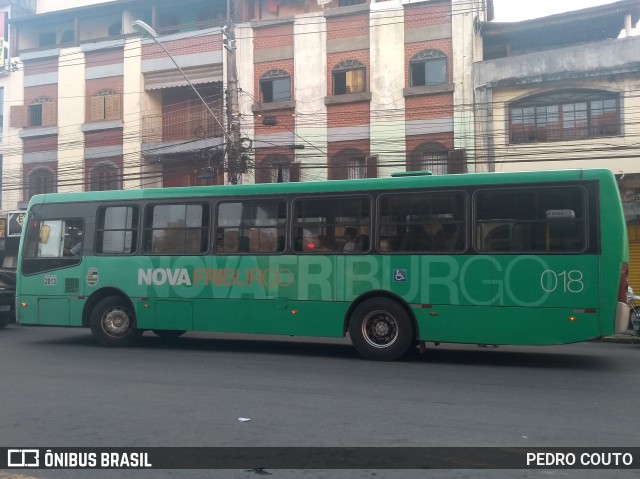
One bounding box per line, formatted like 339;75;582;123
0;269;16;329
15;169;629;360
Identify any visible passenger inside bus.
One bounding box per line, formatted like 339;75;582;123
398;223;459;252
343;227;358;252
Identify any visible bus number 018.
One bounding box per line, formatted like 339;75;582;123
541;270;584;293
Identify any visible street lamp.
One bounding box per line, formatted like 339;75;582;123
131;20;228;159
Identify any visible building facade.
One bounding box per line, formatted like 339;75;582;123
0;0;37;265
473;0;640;288
243;0;483;183
0;0;488;217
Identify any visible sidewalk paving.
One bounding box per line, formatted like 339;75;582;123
599;330;640;344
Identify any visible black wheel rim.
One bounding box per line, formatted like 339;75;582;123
361;309;399;348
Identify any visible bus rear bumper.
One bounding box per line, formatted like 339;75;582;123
615;301;630;334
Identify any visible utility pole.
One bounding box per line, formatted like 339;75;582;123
225;0;242;185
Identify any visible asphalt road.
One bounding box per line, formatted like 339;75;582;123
1;324;639;479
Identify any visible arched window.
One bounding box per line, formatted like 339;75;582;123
267;157;291;183
410;50;447;86
27;168;55;198
332;60;366;95
410;143;448;175
10;97;56;128
509;90;621;144
29;97;55;127
332;149;370;180
260;69;291;103
89;162;120;191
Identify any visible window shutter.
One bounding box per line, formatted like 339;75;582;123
290;162;301;182
448;149;467;174
331;160;349;180
104;94;121;120
90;96;105;121
41;102;58;127
255;160;269;184
10;105;28;128
366;155;378;178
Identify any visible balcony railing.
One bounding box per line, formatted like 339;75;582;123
142;109;225;143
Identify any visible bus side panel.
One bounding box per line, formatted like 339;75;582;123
17;262;87;326
416;305;603;345
192;299;346;337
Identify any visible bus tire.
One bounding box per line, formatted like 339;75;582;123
90;296;142;347
348;298;414;361
152;329;187;340
0;313;10;329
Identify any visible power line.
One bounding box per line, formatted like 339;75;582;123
3;0;639;198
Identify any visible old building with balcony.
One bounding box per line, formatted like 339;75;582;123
0;0;488;213
237;0;484;182
473;0;640;288
3;0;228;213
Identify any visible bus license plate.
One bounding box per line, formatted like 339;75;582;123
0;305;9;311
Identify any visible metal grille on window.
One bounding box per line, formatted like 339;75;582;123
347;157;366;179
509;91;620;144
29;168;55;196
90;163;119;191
421;151;448;175
270;163;290;183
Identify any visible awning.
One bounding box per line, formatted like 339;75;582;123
144;65;223;90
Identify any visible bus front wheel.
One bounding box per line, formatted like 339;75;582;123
348;298;414;361
90;296;142;347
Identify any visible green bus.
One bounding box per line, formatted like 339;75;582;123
16;169;630;360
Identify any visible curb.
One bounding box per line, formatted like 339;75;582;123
598;332;640;344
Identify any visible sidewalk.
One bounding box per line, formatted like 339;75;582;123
599;330;640;344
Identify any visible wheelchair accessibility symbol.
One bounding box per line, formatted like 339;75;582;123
393;269;407;282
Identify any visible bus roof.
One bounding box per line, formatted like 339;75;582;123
27;168;615;206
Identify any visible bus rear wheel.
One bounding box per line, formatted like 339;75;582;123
90;296;142;347
348;298;414;361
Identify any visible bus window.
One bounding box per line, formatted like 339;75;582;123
378;192;465;253
475;187;586;253
96;206;138;254
23;219;84;259
143;203;209;255
216;201;286;254
293;197;370;253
